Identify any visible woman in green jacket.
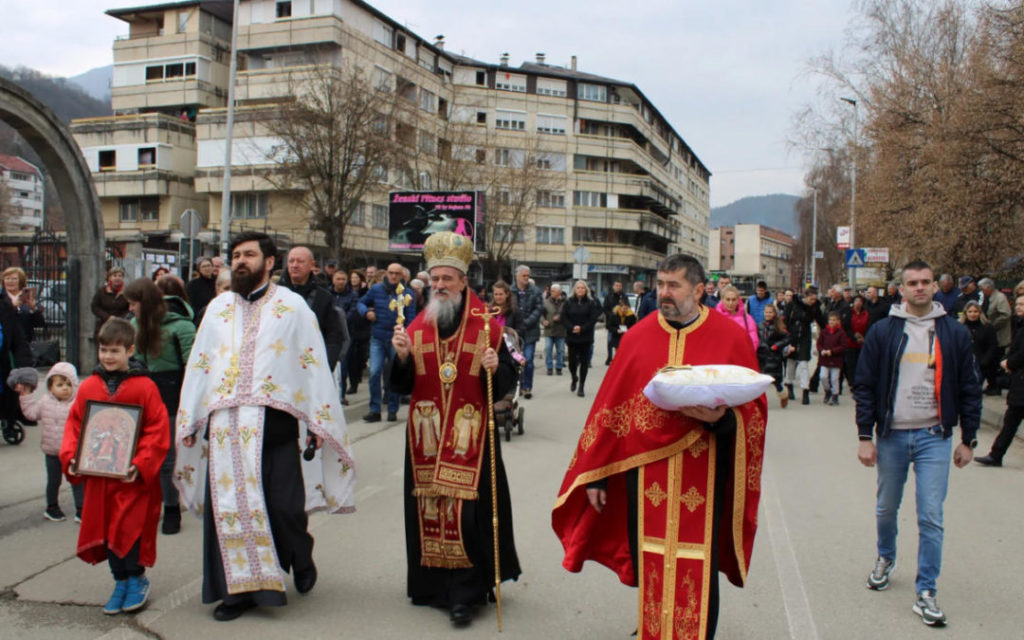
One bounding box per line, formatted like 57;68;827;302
124;278;195;535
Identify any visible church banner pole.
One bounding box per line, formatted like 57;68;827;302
471;304;503;632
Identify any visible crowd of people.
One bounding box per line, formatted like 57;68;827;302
6;242;1020;638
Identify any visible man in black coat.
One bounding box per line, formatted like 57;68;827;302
601;281;627;364
864;286;891;329
783;286;825;405
279;246;348;371
185;258;217;317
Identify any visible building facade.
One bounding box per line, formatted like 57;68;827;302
0;154;45;230
71;0;711;286
709;224;794;291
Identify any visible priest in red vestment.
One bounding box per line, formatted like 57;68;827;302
552;254;767;640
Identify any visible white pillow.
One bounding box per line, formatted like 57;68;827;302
643;364;773;410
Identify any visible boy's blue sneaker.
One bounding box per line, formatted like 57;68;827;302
103;580;128;615
122;575;150;613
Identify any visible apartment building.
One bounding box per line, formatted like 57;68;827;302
709;224;794;291
0;153;45;230
72;0;711;285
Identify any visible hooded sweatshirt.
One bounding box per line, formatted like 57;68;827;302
19;362;79;456
890;302;946;430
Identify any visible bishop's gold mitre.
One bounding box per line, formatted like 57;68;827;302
423;231;474;274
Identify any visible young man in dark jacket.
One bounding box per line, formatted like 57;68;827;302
854;260;981;628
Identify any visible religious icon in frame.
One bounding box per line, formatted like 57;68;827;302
71;401;143;479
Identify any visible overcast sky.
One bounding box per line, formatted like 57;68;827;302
0;0;855;207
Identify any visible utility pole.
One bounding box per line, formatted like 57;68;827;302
810;187;818;286
219;0;241;262
841;97;858;291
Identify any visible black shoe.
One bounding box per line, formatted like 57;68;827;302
295;564;317;594
161;505;181;535
363;412;381;423
522;390;532;399
449;604;474;627
975;454;1002;467
547;369;553;375
386;412;398;422
801;390;810;405
577;387;585;397
786;384;795;400
556;369;563;376
570;380;577;392
213;601;256;621
824;391;832;404
347;383;358;394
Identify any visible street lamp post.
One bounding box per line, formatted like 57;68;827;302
841;97;858;291
219;0;241;262
810;187;818;287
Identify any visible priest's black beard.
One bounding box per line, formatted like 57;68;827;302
231;263;266;297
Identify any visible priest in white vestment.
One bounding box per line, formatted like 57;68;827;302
174;231;356;621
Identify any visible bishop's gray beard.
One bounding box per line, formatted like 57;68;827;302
424;294;461;331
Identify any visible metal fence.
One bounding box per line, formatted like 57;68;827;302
20;229;73;366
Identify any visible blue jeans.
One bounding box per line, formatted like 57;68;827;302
521;341;537;391
875;425;952;594
545;336;566;371
368;336;398;414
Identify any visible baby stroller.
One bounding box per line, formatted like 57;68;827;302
2;419;25;445
493;327;525;442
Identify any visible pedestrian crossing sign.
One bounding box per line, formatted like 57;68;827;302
845;249;866;268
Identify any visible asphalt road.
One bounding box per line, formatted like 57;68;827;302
0;335;1021;639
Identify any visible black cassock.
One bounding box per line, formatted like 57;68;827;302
391;319;522;609
201;408;314;607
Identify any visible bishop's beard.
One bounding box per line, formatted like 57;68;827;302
231;263;267;298
424;291;462;331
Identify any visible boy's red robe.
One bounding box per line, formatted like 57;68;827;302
552;307;767;640
60;371;169;566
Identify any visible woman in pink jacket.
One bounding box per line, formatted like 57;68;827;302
715;285;759;350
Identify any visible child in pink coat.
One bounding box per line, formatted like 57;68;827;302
17;362;81;522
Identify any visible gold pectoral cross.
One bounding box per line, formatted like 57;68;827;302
389;283;413;327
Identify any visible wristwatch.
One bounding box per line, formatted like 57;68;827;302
966;438;978;449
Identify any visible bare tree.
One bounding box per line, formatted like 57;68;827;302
261;63;400;261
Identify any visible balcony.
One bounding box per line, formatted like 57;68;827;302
238;16;344;51
113;30;228;64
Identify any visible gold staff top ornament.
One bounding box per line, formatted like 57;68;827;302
390;283;413;327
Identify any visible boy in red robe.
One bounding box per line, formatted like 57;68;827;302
61;318;169;615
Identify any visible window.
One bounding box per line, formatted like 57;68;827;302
231;192;269;219
536;157;551;170
475;149;486;164
495;148;511;167
536;190;565;208
495;73;526;92
373;21;393;47
145;65;164;82
536;77;567;97
573;191;607;208
536;226;565;245
372;164;388;182
395;33;406;53
419;171;432;189
185;61;196;76
140;197;159;222
119;199;138;222
438;98;448;119
350;202;366;227
536;114;567;135
372;204;388;229
397;76;417;102
137;147;156;167
418;132;436;155
476;111;487;124
276;1;292;19
475;70;486;86
495;109;525;131
494;223;525;243
178;11;189;33
373;66;392;91
166;63;184;79
577;83;607;103
99;150;116;171
419;88;435;113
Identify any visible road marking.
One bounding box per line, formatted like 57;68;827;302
762;473;820;640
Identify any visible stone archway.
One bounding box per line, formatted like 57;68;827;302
0;77;104;368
